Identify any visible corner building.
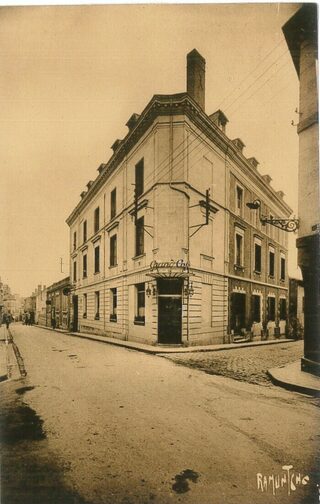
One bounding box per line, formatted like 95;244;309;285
66;50;291;346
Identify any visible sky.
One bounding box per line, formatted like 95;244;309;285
0;2;302;297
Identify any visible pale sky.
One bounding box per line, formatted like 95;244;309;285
0;3;302;297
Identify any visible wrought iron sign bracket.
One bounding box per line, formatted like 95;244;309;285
246;199;299;233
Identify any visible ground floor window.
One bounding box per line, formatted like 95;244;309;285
267;296;276;321
279;298;287;320
83;293;87;318
110;288;117;322
95;291;100;320
252;295;261;323
135;283;145;324
230;292;246;334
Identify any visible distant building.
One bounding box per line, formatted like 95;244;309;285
35;285;47;326
66;50;291;346
46;277;71;330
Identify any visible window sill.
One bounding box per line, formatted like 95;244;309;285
253;270;261;275
109;264;118;269
83;275;87;279
110;315;117;323
132;253;146;261
234;264;244;272
94;315;100;320
94;271;100;275
268;275;275;280
83;314;87;319
134;318;145;326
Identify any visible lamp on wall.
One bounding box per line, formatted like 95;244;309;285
184;280;194;297
146;283;152;297
246;199;299;232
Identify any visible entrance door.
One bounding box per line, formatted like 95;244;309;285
72;295;78;332
158;279;182;344
230;292;246;334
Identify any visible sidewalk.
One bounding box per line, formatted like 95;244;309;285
0;325;9;381
34;323;295;354
268;361;320;397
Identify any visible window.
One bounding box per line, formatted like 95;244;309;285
95;291;100;320
94;207;100;234
110;288;117;321
267;296;276;321
73;231;77;250
254;240;262;273
280;255;286;281
73;260;77;282
110;234;117;266
111;188;116;219
83;254;87;278
94;246;100;274
279;298;287;320
83;294;87;318
135;283;145;324
135;216;144;256
135;159;144;198
252;295;261;323
235;231;244;267
83;220;87;243
269;248;275;277
236;185;243;215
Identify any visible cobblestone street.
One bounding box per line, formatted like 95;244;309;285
162;341;304;386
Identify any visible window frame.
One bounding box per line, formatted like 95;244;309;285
73;260;77;282
268;246;275;278
254;237;262;273
83;253;87;278
83;220;87;243
94;291;100;320
279;298;287;320
280;253;286;281
134;283;145;325
94;207;100;234
110;234;117;267
234;228;244;268
135;216;144;257
135;158;144;198
267;296;276;322
110;288;117;322
110;188;117;220
252;294;261;323
83;293;87;318
94;245;100;274
235;184;244;216
73;231;77;251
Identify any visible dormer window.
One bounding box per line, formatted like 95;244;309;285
236;185;243;216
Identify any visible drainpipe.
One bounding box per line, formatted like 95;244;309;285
168;109;191;343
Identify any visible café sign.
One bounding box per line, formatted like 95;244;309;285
149;259;190;278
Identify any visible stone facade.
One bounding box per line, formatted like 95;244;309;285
66;50;291;346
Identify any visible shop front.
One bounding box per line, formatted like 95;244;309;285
147;259;192;345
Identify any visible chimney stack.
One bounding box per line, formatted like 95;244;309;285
187;49;206;111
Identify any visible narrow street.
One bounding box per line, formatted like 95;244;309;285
1;324;320;504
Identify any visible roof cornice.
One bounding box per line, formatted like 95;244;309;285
66;92;291;225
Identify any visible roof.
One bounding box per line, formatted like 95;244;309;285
66;92;292;225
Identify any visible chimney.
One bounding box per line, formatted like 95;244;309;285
126;113;140;131
80;191;87;199
187;49;206;110
86;180;94;190
111;139;122;153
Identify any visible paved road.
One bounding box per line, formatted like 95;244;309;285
1;324;320;504
162;341;305;385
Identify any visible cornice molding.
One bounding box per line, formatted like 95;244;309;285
66;93;291;225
